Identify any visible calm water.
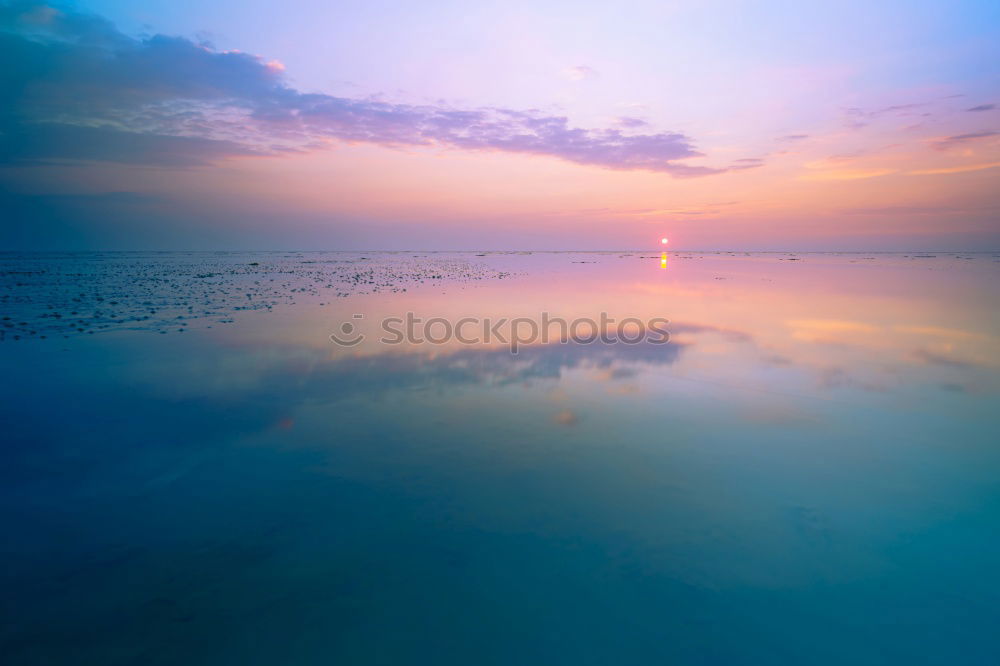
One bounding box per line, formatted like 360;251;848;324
2;251;999;665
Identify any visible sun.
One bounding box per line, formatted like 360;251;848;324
660;237;669;245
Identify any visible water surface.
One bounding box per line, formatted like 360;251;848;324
2;251;999;664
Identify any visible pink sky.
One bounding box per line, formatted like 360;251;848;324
1;0;998;249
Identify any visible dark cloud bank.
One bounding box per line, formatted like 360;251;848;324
0;1;726;176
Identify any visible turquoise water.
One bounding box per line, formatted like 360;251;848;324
2;252;999;664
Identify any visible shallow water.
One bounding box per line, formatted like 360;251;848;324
2;251;999;665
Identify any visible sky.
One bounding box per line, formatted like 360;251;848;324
1;0;998;250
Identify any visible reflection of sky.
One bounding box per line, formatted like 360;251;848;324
2;253;999;663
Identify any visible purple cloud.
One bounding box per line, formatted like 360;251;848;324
838;205;969;216
0;2;723;177
966;104;995;112
843;102;931;129
728;157;765;170
615;116;650;128
932;130;998;150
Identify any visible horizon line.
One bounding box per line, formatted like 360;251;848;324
2;249;998;254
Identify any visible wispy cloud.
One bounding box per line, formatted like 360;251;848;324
728;157;765;170
843;102;930;129
911;348;976;368
931;130;999;151
838;205;974;216
966;104;995;112
799;168;895;181
615;116;649;129
563;65;599;81
908;161;1000;175
0;3;723;177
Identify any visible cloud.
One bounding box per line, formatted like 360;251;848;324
615;116;649;128
777;134;809;142
21;191;161;205
799;168;895;181
563;65;599;81
0;122;265;165
931;130;999;151
787;319;880;347
838;205;969;216
668;322;753;343
911;348;975;368
843;103;930;129
552;409;579;426
907;161;1000;175
0;4;723;176
966;104;995;112
728;157;764;170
